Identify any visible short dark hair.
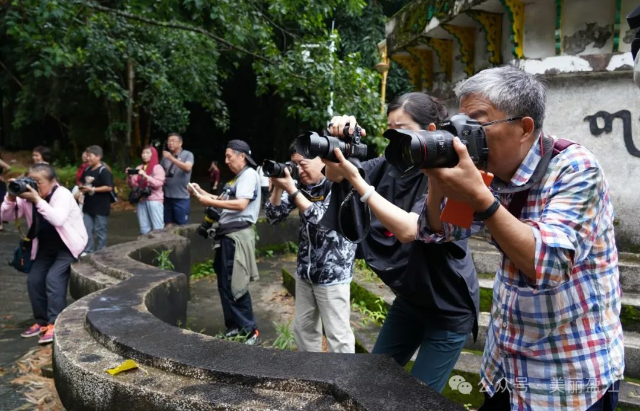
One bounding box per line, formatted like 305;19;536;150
288;140;299;157
387;92;448;129
86;145;103;158
28;163;57;181
167;133;183;142
33;146;52;163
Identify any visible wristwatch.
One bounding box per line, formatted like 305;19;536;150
288;190;300;202
474;198;500;221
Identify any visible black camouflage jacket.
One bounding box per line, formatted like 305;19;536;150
265;178;356;285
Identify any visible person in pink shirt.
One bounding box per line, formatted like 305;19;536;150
126;145;165;234
1;163;87;344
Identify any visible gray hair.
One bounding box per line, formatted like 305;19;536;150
28;163;57;181
457;66;547;133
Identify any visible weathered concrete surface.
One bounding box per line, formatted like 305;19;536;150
56;224;463;410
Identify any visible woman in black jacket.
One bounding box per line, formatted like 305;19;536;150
323;93;479;392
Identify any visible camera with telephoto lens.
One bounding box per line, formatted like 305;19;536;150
262;160;300;181
295;124;367;162
383;114;489;172
8;177;37;196
196;206;221;239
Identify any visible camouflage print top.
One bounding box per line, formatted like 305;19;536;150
265;178;356;285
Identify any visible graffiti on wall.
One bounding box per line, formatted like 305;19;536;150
584;110;640;157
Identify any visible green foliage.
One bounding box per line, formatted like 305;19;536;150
352;297;387;325
264;249;275;258
191;259;215;280
1;0;388;159
354;259;379;283
285;241;299;255
153;249;175;270
271;320;296;351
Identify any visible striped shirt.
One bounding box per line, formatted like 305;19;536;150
416;134;624;410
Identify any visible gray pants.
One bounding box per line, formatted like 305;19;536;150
83;213;108;253
294;279;354;353
28;248;75;325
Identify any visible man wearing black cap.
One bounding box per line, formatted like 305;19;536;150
188;139;262;345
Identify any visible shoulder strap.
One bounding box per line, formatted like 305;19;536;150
508;138;576;219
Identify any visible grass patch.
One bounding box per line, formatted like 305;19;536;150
479;287;493;314
272;320;296;351
355;259;380;283
153;249;175;270
191;259;215;280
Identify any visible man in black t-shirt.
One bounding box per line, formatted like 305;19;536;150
79;145;113;254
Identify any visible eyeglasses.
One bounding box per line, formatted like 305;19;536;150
479;116;524;127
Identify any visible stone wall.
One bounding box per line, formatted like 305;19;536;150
57;222;463;410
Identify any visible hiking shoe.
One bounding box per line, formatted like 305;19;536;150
38;325;54;344
244;329;260;346
224;328;240;338
21;323;45;338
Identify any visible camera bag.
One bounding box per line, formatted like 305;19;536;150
9;203;37;273
8;186;59;273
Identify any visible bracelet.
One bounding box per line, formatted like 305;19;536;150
360;185;375;203
288;190;300;202
474;198;500;221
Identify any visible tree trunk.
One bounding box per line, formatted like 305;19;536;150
126;58;135;159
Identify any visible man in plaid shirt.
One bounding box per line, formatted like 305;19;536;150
418;66;623;410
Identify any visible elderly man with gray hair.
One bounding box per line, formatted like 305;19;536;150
418;66;623;410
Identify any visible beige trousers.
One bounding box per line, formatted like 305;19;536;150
293;279;355;353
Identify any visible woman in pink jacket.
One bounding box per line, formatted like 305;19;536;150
1;163;87;344
126;145;165;234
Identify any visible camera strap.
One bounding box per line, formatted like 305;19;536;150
14;202;38;242
503;136;575;219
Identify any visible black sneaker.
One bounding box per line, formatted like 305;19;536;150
244;329;260;345
224;328;240;338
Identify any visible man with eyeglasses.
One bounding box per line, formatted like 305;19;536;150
418;66;623;410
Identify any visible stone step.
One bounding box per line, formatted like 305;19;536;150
479;278;640;312
69;261;122;300
469;237;640;296
347;262;640;382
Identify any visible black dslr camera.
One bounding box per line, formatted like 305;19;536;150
196;206;221;239
295;124;367;162
8;177;37;196
383;114;489;172
262;160;300;180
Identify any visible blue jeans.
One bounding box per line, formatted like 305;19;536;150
372;296;468;392
164;197;190;225
83;213;109;253
137;200;164;234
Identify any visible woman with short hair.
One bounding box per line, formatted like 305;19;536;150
1;163;87;344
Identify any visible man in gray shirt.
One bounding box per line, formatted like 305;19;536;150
161;133;194;227
188;140;261;345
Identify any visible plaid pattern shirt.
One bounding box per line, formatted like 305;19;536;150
417;134;624;410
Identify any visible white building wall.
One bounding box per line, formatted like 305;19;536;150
523;0;555;59
563;0;615;55
543;72;640;246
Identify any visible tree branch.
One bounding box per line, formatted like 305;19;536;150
0;59;23;89
82;1;276;64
